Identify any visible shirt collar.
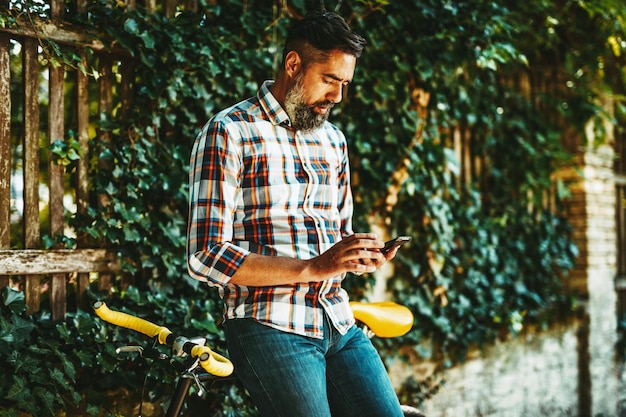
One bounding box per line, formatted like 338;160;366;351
258;80;291;127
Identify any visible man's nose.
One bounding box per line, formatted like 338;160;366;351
327;84;343;104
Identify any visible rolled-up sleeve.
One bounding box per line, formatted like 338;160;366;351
187;115;250;287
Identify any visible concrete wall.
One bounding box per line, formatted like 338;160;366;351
390;321;580;417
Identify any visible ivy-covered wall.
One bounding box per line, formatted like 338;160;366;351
2;0;626;415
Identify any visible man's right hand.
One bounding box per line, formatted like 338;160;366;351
306;233;385;278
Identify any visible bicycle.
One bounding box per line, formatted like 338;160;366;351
93;300;425;417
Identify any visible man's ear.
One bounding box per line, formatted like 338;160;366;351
284;51;301;78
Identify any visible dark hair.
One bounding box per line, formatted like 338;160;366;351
281;11;367;66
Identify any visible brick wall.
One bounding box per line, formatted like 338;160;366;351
581;144;618;417
388;142;620;417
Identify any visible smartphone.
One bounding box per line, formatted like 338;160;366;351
381;236;412;254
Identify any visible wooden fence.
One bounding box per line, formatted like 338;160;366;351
0;0;205;319
0;1;121;319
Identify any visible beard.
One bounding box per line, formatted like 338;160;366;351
284;73;334;132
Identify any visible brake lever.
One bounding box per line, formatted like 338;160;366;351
191;371;206;397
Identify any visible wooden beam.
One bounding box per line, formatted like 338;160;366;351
49;57;67;322
49;64;65;239
0;249;120;275
0;34;10;250
164;0;176;18
51;274;67;320
0;15;127;55
50;0;65;19
23;37;40;249
76;52;90;243
25;275;40;315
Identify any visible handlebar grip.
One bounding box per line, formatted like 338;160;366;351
93;301;172;345
191;345;234;377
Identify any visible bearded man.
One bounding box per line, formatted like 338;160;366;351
187;10;404;417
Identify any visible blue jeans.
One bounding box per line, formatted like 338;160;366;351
225;315;404;417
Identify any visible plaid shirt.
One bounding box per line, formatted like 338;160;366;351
187;81;355;339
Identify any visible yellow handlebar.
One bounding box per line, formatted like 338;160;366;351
94;300;172;344
93;301;234;377
191;345;235;377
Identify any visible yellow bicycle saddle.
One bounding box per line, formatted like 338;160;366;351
350;301;413;338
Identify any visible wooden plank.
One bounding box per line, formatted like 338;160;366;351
98;273;112;293
49;64;65;239
49;3;65;295
49;55;68;318
452;125;461;189
50;0;65;19
25;275;40;315
0;34;10;249
120;60;134;112
76;272;90;311
97;54;112;294
98;55;113;128
0;37;7;285
462;126;471;188
23;37;40;249
164;0;177;17
0;249;120;275
74;40;90;308
23;38;42;315
50;274;66;320
76;0;87;13
97;55;113;296
144;0;157;13
76;53;89;241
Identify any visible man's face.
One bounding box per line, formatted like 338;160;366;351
284;50;357;132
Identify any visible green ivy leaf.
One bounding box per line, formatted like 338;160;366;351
34;386;57;416
74;313;97;336
2;287;26;314
190;316;219;335
6;375;30;403
8;315;36;344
